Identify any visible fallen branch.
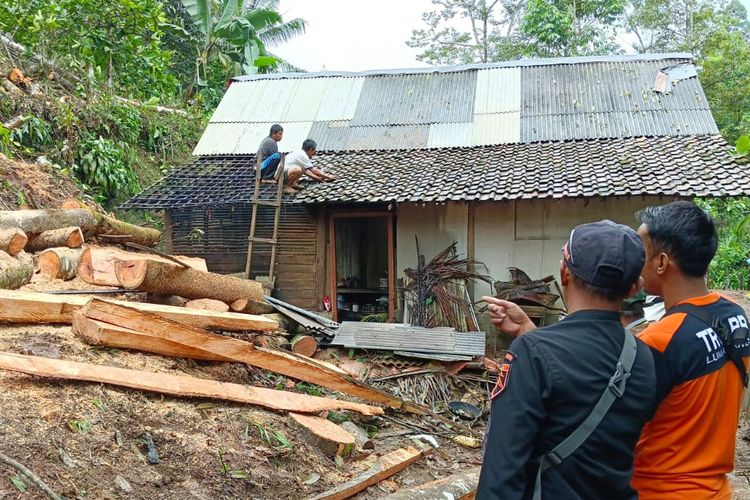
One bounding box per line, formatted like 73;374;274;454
0;351;383;416
381;467;480;500
0;450;63;500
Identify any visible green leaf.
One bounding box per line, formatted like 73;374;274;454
736;135;750;156
10;475;26;492
229;470;248;479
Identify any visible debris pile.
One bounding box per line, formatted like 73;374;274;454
0;204;489;498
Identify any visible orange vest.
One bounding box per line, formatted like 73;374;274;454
633;293;748;499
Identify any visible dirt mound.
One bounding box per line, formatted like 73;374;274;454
0;154;82;210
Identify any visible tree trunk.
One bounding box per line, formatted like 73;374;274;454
61;200;160;246
0;228;27;256
25;226;83;252
0;209;96;234
78;247;207;287
184;298;229;312
115;260;264;304
0;289;278;332
230;298;275;315
289;413;355;457
290;335;318;357
0;250;33;289
37;247;84;280
0;351;382;416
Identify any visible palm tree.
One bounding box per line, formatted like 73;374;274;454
180;0;306;85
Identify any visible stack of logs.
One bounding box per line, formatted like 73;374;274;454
0;201;162;289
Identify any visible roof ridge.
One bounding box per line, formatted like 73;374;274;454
231;53;694;82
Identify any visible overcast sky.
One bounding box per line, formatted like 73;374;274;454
273;0;750;72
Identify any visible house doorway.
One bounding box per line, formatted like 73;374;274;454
329;212;395;322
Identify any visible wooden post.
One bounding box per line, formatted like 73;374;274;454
387;211;395;322
467;203;476;301
329;214;338;322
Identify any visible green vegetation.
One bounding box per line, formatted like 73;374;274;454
0;0;304;208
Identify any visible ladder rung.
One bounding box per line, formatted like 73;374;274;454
248;237;277;244
254;200;281;207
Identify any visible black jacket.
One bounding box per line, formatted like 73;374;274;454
477;310;659;499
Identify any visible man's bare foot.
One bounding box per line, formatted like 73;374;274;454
291;184;304;190
282;186;297;195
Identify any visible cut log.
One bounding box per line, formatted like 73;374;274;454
289;413;355;457
37;247;84;280
80;298;426;414
115;260;263;304
0;251;33;290
0;351;382;415
0;290;278;332
340;421;374;451
0;209;97;234
381;467;480;500
78;247;207;287
72;312;220;361
230;298;275;315
291;335;318;357
25;226;84;252
185;298;229;313
61;200;160;247
0;228;27;256
309;447;426;500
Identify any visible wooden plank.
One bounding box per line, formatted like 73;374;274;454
0;290;278;332
72;313;220;361
309;447;426;500
381;467;480;500
80;298;426;414
0;351;381;415
289;413;355;457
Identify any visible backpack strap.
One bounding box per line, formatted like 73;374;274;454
532;328;637;500
668;303;749;387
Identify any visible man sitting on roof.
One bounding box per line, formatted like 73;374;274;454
282;139;336;195
256;124;283;180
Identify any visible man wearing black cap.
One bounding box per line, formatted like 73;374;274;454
477;220;659;499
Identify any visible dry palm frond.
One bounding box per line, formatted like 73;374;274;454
404;241;493;331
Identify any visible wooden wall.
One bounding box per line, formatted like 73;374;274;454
169;203;322;310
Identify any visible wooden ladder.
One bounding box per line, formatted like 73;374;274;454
244;153;286;289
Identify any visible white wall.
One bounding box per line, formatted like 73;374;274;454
396;196;674;346
396;202;469;275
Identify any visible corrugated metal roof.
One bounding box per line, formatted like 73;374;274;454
194;122;313;155
231;53;695;81
427;122;473;148
471;113;521;145
194;53;718;155
278;78;328;122
314;78;364;121
521;109;718;142
521;60;711;115
474;67;521;114
350;71;476;126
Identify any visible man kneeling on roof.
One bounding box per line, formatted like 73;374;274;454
281;139;337;195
